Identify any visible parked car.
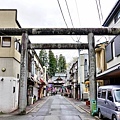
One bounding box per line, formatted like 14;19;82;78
97;85;120;120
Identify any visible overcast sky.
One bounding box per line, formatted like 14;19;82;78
0;0;118;63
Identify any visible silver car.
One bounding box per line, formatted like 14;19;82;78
97;85;120;120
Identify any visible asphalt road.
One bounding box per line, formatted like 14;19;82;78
0;95;97;120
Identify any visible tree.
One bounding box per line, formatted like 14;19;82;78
58;54;66;73
48;49;57;77
39;49;67;77
39;49;48;67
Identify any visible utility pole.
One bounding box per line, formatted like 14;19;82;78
19;32;28;114
88;33;97;115
78;49;82;100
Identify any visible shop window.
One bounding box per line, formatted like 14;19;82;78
2;37;11;47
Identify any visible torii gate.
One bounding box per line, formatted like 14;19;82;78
0;28;119;114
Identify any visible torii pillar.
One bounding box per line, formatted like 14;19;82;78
19;32;28;114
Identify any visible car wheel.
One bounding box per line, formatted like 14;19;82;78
98;109;103;119
112;115;117;120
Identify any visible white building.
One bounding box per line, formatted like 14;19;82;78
0;9;21;113
0;9;46;113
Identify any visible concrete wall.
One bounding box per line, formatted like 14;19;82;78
0;57;20;78
0;37;21;62
0;77;19;113
0;10;19;28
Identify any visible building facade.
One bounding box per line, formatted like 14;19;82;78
0;9;21;113
96;0;120;84
0;9;46;113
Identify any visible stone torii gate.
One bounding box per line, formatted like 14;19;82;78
0;28;120;114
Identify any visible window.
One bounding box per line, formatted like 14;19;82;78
114;35;120;57
2;37;11;47
114;89;120;102
101;89;106;99
114;10;120;23
15;41;21;53
105;42;113;62
17;74;19;79
107;90;112;100
13;87;15;93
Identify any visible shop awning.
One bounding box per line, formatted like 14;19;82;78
96;64;120;80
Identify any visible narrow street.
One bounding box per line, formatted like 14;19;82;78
0;94;97;120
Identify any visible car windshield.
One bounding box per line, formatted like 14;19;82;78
114;89;120;102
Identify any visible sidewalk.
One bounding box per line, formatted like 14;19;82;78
65;97;99;120
11;96;50;115
65;97;90;113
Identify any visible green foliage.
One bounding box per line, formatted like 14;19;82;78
39;49;48;67
58;54;66;73
48;50;57;77
39;49;67;77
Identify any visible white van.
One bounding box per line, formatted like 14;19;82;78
97;85;120;120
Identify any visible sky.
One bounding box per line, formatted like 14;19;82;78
0;0;118;63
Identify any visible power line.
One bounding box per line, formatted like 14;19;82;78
57;0;68;27
57;0;81;43
64;0;81;42
98;0;103;21
74;0;81;42
64;0;79;42
56;0;77;42
64;0;74;28
74;0;81;26
95;0;107;43
95;0;102;26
